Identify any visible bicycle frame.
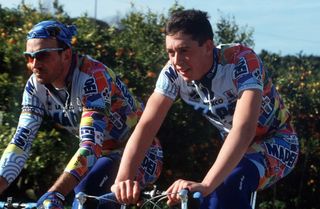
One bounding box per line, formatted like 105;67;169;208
250;191;257;209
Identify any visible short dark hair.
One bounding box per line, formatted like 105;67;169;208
165;9;214;46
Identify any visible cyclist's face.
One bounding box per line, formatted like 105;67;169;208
25;38;69;88
166;32;214;81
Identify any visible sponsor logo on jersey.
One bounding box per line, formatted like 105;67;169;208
80;126;95;142
12;126;31;151
265;142;298;168
262;96;273;114
115;77;134;109
109;111;124;129
25;81;36;96
164;66;179;82
141;154;157;175
84;78;98;94
233;57;249;79
101;87;111;104
211;98;224;105
215;100;236;120
252;68;262;82
284;135;299;145
223;89;237;102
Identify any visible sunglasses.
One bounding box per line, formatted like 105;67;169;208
24;47;64;62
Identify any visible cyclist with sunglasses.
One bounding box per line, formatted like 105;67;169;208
0;20;163;209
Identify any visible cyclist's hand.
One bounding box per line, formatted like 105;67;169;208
111;180;140;205
37;191;65;209
166;179;206;206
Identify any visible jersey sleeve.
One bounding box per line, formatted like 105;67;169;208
232;50;264;93
64;57;143;180
64;68;110;180
0;78;44;184
154;64;179;100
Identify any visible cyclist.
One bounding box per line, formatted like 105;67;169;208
0;20;163;209
112;9;299;209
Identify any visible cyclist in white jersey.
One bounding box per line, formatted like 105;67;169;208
0;20;163;209
112;9;299;209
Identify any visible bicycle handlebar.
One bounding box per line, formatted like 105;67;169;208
0;198;37;209
76;187;203;209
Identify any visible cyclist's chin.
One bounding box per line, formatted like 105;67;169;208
181;77;192;82
180;74;193;82
178;71;192;82
35;76;50;85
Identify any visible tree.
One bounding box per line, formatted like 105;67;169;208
214;11;254;47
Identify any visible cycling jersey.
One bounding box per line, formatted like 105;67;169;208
155;43;291;140
155;43;299;190
0;54;144;183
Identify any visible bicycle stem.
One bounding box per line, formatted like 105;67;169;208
179;189;189;209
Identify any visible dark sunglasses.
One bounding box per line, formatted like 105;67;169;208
23;48;64;62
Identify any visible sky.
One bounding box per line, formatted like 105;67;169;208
1;0;320;56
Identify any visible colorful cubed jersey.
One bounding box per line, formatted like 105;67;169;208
0;54;143;183
155;43;291;139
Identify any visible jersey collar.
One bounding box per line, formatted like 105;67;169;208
193;47;219;88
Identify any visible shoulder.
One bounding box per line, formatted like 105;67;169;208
217;43;258;65
76;55;117;90
217;44;263;77
23;74;46;97
158;61;180;83
217;45;264;91
77;55;111;76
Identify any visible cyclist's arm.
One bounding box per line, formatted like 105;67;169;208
48;172;78;195
0;116;42;194
0;79;44;194
48;109;106;195
113;92;173;199
201;89;261;196
48;68;114;195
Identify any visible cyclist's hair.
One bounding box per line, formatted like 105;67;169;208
165;9;214;46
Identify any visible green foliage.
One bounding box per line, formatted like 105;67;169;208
72;16;115;66
214;12;255;47
108;10;167;98
0;73;24;125
0;2;319;209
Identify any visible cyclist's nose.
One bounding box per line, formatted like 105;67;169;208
172;52;183;66
30;57;42;68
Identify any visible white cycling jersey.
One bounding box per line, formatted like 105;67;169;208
155;43;291;139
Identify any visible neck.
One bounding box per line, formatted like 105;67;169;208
197;49;216;81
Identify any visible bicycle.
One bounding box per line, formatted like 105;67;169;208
0;197;37;209
75;185;203;209
76;187;257;209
